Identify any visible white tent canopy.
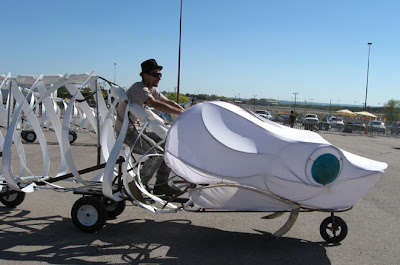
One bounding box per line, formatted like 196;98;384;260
355;111;377;118
336;109;356;116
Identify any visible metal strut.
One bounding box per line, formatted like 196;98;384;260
272;208;300;238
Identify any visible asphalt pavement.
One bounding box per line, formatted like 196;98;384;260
1;131;399;265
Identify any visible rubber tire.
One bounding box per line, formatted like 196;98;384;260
22;131;37;142
71;196;107;233
102;198;126;218
69;131;77;144
0;191;26;207
320;216;348;243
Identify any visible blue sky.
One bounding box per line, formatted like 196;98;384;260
2;0;399;107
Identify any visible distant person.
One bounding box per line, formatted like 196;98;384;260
115;59;184;199
289;111;296;128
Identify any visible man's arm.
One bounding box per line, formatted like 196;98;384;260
159;96;184;109
145;96;184;115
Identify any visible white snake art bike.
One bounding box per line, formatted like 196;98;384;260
0;73;387;243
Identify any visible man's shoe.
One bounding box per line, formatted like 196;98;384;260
128;181;146;203
153;183;181;196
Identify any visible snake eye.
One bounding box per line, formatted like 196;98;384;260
311;154;340;185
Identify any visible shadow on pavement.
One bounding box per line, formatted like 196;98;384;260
0;208;331;265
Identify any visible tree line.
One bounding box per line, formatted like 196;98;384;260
179;93;400;123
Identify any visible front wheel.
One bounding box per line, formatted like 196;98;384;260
320;215;348;243
71;196;107;233
0;191;26;207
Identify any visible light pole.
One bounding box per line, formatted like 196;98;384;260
293;92;298;113
114;63;117;83
364;42;372;111
176;0;183;104
253;95;257;111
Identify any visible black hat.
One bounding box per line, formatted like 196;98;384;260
140;59;163;76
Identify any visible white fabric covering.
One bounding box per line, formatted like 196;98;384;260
67;73;90;84
42;74;63;86
165;101;387;210
16;75;38;85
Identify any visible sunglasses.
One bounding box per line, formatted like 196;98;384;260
147;72;162;78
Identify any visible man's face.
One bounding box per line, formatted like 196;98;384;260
143;69;162;87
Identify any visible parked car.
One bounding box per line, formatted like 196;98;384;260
368;120;386;133
274;115;290;124
329;116;345;129
343;121;366;133
255;110;273;120
390;122;400;135
303;114;319;130
319;121;331;131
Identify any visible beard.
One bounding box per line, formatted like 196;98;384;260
144;79;159;88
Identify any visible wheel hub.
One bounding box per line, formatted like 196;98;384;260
77;205;99;226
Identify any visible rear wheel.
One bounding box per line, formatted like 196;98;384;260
69;131;77;144
102;198;126;218
21;130;37;142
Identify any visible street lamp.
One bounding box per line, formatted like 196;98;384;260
253;95;257;111
176;0;183;104
304;100;307;113
293;92;298;113
114;63;117;83
364;42;372;111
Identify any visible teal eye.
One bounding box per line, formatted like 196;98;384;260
311;154;340;185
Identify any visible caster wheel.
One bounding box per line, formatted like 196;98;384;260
21;130;36;142
102;198;126;218
71;196;107;233
0;191;26;207
69;131;77;144
320;215;348;243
